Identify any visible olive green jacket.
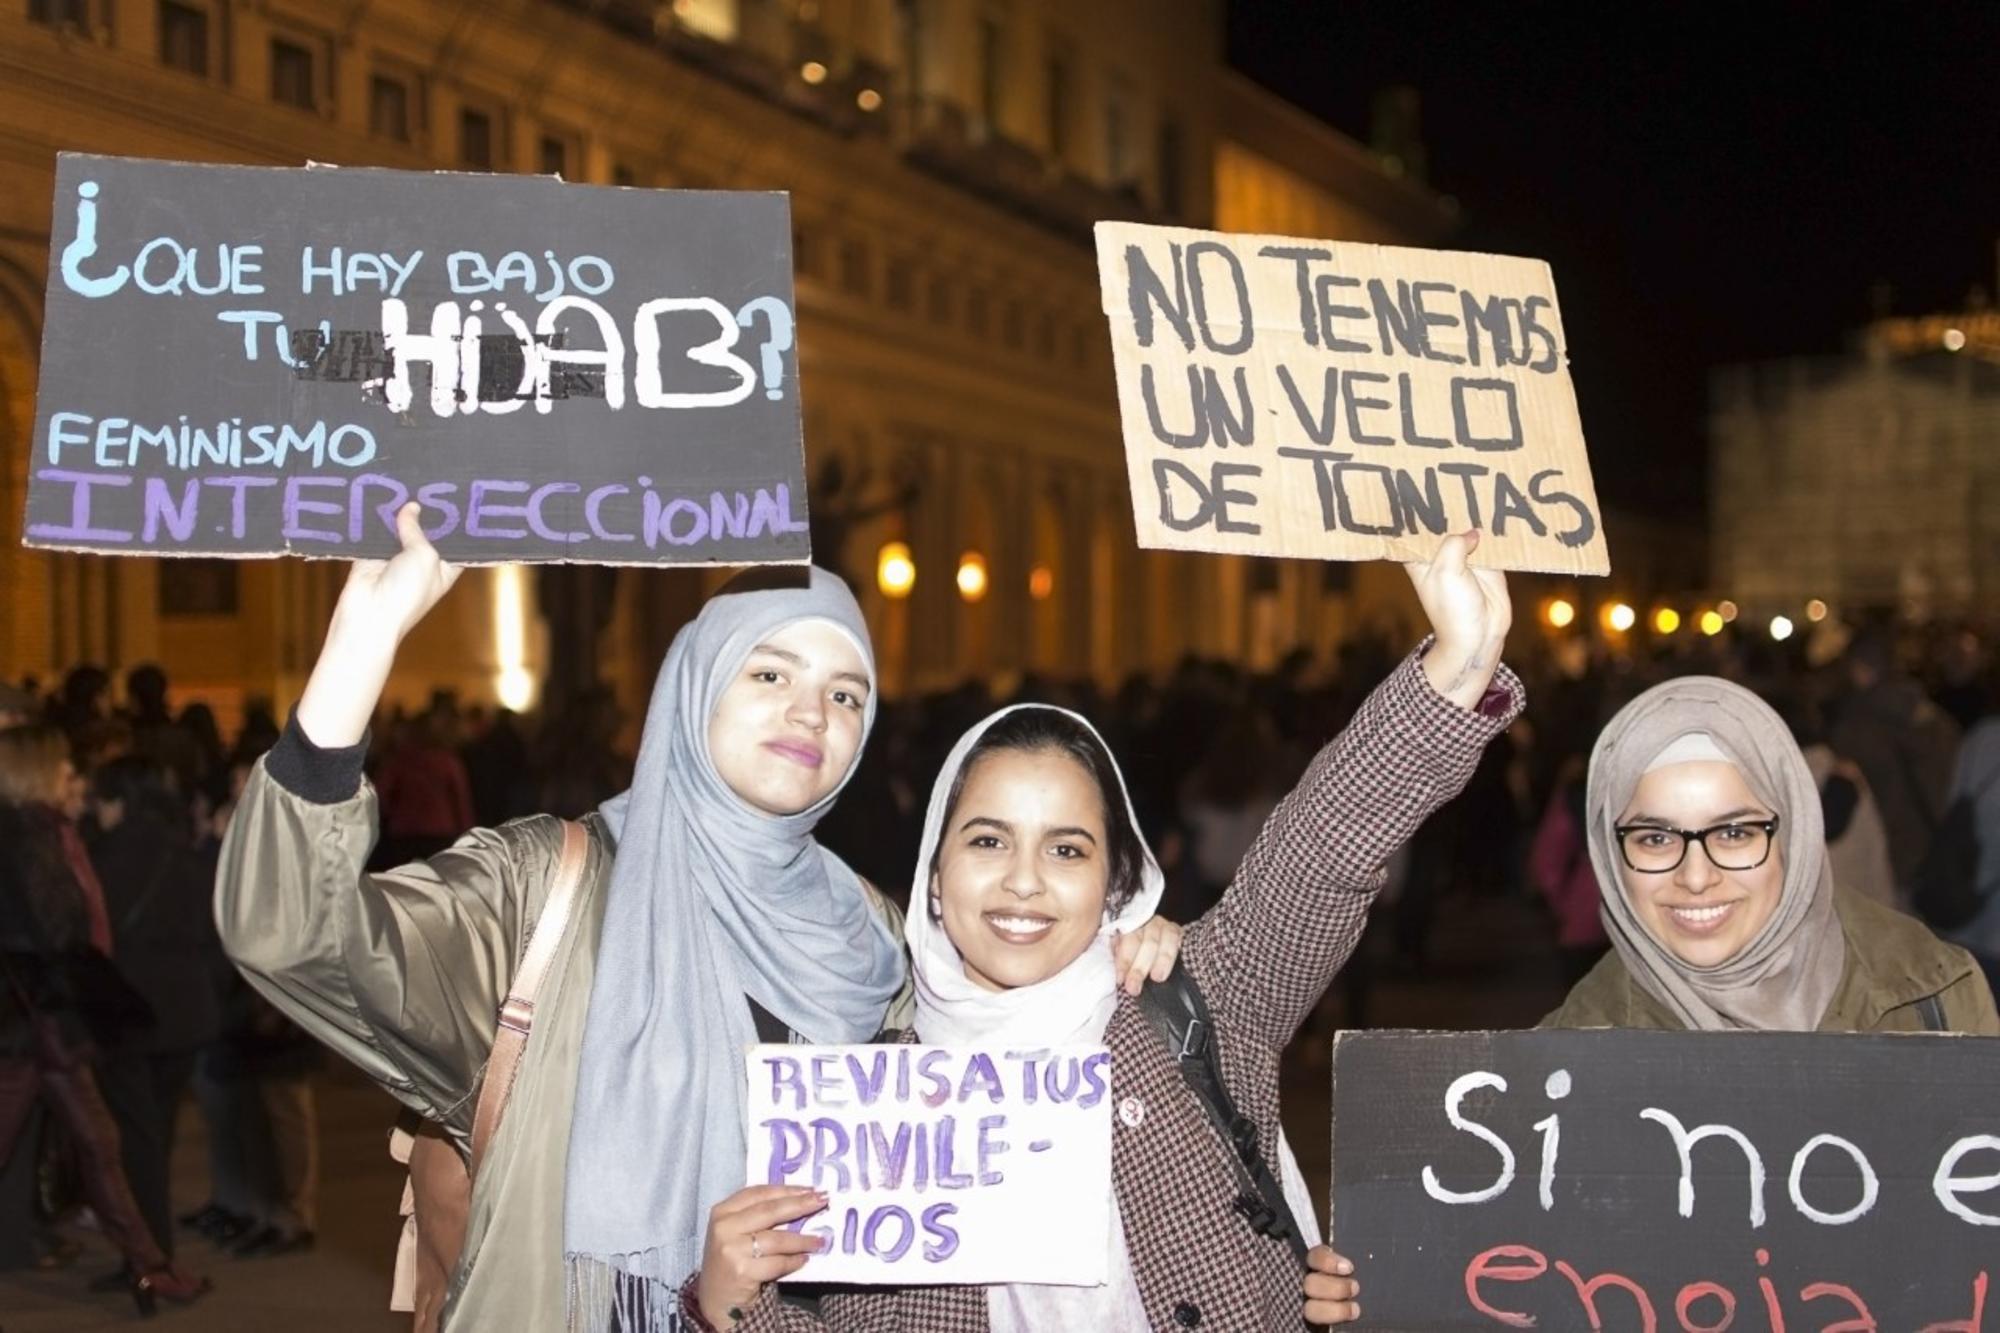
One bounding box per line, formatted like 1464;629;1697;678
216;756;912;1332
1542;887;2000;1034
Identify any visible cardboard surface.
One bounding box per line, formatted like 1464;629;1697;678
744;1044;1113;1286
1096;222;1610;575
25;153;808;565
1329;1028;2000;1329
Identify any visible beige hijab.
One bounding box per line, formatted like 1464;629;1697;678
1586;676;1847;1030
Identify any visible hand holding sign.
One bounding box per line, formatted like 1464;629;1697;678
295;501;458;748
1302;1245;1362;1326
697;1184;828;1329
1404;529;1512;710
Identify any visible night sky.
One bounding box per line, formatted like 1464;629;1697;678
1227;2;2000;520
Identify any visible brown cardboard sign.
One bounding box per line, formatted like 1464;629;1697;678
1094;222;1610;575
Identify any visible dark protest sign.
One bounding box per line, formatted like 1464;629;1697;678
25;153;807;564
1094;222;1610;575
1330;1029;1999;1329
743;1044;1113;1285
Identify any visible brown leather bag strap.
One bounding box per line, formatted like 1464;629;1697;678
469;818;588;1177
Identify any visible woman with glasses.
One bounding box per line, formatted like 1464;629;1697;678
1542;676;1998;1034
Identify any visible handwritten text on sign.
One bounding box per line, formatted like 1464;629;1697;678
1329;1029;1999;1329
745;1044;1113;1286
25;153;807;564
1095;222;1610;576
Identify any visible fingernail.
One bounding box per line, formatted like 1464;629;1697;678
1337;1259;1353;1275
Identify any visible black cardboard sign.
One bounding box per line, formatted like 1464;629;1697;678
24;153;808;565
1330;1029;1999;1330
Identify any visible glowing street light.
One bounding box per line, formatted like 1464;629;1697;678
856;88;883;112
1770;616;1795;642
876;542;915;599
1805;598;1828;623
1545;598;1576;629
1718;599;1739;624
1028;565;1054;601
1603;603;1636;634
1699;610;1725;636
800;60;829;85
1653;608;1681;635
956;551;989;602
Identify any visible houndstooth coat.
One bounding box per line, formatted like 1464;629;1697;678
684;649;1523;1333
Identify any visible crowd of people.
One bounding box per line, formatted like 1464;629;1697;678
5;545;2000;1325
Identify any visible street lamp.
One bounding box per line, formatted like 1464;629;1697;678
1603;603;1636;634
1653;608;1681;634
956;552;989;602
877;542;915;599
1545;598;1576;629
1770;616;1795;642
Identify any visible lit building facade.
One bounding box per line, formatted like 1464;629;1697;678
0;0;1454;722
1711;314;2000;623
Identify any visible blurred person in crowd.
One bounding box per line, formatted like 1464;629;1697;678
85;756;224;1272
120;665;200;799
372;711;477;868
1942;715;2000;997
49;666;111;742
1830;629;1958;902
1544;677;1996;1036
1779;695;1897;912
1932;627;1991;734
1528;755;1608;985
0;726;211;1312
176;701;228;806
0;680;36;729
1177;709;1287;920
230;698;282;768
460;706;532;827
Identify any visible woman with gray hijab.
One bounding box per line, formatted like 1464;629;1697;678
1543;675;1998;1034
216;504;1185;1332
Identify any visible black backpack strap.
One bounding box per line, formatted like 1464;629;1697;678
1137;970;1309;1264
1916;993;1947;1032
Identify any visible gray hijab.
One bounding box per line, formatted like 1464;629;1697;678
564;567;904;1329
1586;676;1846;1031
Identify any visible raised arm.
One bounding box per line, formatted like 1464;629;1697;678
1185;531;1522;1052
215;505;568;1139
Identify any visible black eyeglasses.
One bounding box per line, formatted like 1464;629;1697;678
1613;816;1781;874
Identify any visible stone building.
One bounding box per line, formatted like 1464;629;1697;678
1711;313;2000;623
0;0;1454;722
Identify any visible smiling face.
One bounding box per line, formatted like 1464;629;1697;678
933;746;1111;992
1616;760;1786;968
705;620;871;817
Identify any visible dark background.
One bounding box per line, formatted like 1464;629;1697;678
1229;2;2000;520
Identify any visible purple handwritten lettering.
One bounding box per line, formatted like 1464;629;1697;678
958;1053;1004;1104
760;1117;808;1184
466;479;530;539
584;483;633;542
205;476;277;539
527;482;584;544
142;477;201;543
282;476;345;543
975;1115;1009;1186
27;468;133;543
920;1203;960;1262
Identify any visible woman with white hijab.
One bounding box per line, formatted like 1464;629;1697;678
685;532;1524;1332
1543;675;1999;1034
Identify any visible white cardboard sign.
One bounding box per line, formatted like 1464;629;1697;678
743;1043;1113;1286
